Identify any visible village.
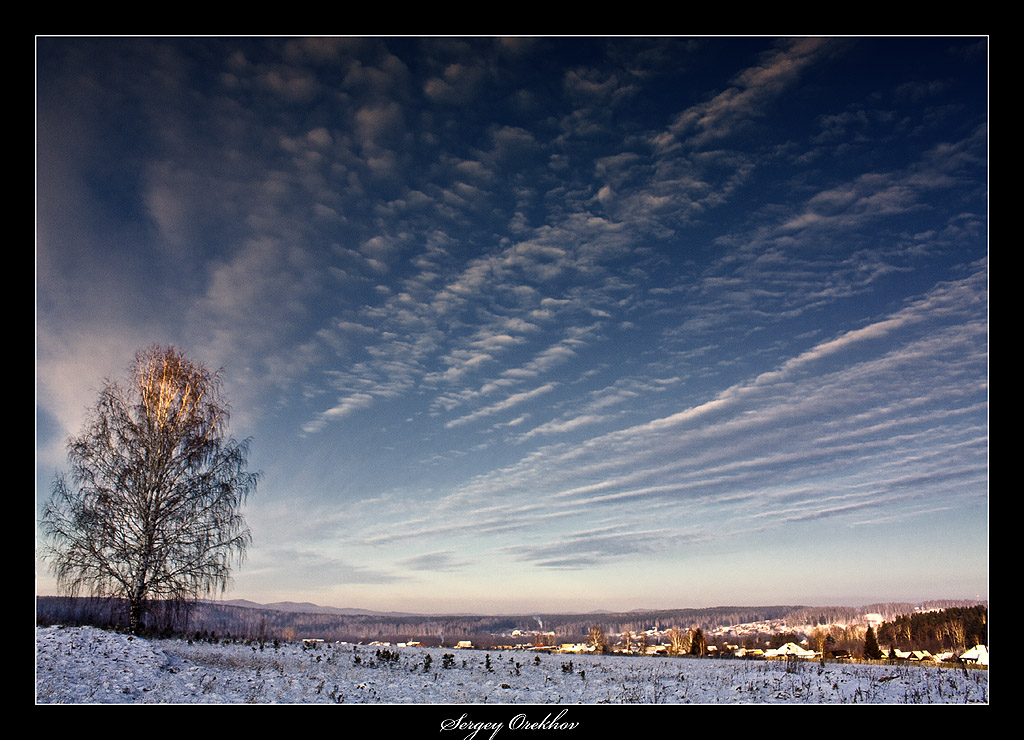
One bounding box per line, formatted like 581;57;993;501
345;619;989;667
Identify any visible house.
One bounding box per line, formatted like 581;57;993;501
733;648;765;659
958;644;988;666
764;642;816;659
455;640;473;649
558;643;590;653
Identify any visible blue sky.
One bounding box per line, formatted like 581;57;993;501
36;37;988;615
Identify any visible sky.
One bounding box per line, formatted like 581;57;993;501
35;37;988;616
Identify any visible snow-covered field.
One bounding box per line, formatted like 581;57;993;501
35;625;988;705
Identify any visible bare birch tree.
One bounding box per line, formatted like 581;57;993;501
587;624;608;654
40;346;260;634
946;619;967;652
667;626;690;656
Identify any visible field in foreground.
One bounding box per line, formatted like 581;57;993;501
35;625;988;705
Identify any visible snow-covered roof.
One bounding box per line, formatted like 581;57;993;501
765;642;816;657
959;645;988;665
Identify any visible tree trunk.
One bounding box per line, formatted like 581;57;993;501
129;596;146;635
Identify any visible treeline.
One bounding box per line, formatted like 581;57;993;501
36;596;194;635
522;606;800;639
779;606;867;626
36;597;801;643
37;596;541;644
782;601;983;627
876;605;987;653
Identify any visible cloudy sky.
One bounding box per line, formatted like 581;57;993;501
36;37;988;615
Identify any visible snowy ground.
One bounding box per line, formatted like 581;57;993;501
35;625;988;705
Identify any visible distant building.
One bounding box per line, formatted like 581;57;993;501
764;643;816;659
733;648;765;658
558;643;591;653
959;645;988;666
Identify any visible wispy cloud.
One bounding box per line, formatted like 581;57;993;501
503;524;709;569
397;550;473;573
446;383;558;428
656;37;840;152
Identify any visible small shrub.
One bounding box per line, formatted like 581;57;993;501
375;648;401;665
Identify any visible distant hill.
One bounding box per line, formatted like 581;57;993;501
219;599;417;617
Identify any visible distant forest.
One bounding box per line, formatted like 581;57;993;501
35;596;986;649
